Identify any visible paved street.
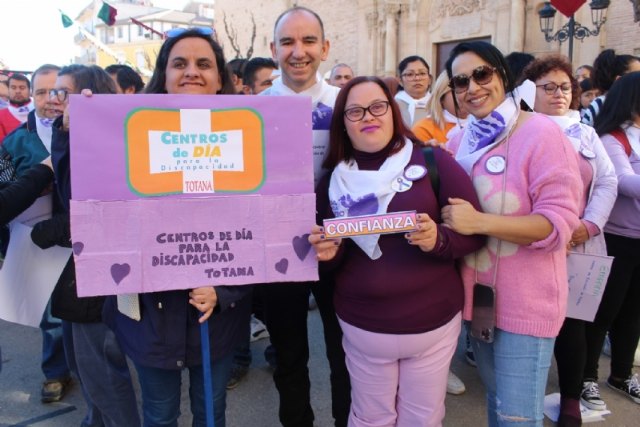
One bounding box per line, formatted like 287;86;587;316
1;310;638;426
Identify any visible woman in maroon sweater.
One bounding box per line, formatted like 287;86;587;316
309;76;485;427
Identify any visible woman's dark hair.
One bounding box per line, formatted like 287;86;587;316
579;78;594;92
520;54;580;110
594;71;640;136
324;76;421;169
592;49;640;93
445;41;516;115
398;55;430;76
505;51;534;82
105;64;145;93
145;29;234;94
58;64;116;94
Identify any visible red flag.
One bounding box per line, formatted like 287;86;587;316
550;0;587;18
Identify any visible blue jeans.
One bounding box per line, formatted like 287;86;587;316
135;352;234;427
40;299;70;380
62;321;140;427
470;327;555;427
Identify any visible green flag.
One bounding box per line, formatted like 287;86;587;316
60;11;73;28
98;1;117;26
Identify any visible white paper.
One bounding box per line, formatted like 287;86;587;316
544;393;611;423
9;194;53;227
0;222;71;327
566;252;614;322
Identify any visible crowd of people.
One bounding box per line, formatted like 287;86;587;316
1;5;640;427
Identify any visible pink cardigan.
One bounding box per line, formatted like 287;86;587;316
449;113;581;338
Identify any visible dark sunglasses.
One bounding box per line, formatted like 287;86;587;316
165;27;214;39
450;65;497;94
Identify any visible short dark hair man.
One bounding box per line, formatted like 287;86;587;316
0;73;33;143
242;57;278;95
105;64;145;94
261;6;351;427
328;63;354;88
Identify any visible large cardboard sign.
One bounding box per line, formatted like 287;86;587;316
70;95;317;296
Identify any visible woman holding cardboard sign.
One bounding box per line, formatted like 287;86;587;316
309;75;485;427
102;28;251;427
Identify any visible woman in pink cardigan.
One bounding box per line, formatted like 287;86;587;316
440;41;581;426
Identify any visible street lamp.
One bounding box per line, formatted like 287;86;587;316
538;1;610;63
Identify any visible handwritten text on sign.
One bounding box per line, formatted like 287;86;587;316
69;95;317;296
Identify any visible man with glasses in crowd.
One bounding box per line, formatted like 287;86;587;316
0;64;72;404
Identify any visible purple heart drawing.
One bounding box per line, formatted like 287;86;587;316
72;242;84;256
275;258;289;274
110;263;131;285
292;234;311;261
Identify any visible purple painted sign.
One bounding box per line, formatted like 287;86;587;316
69;95;317;296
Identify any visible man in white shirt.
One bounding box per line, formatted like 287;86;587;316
261;7;350;427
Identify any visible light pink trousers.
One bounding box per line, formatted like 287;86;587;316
339;312;461;427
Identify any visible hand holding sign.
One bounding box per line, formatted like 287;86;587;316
405;213;438;252
189;286;218;323
309;224;342;262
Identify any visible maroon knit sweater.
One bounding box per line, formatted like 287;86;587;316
317;143;485;334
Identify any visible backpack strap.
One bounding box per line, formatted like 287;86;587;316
421;146;440;201
610;128;632;157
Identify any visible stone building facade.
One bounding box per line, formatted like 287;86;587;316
214;0;640;77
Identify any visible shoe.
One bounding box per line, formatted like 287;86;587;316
41;377;71;403
606;374;640;404
446;371;465;395
465;333;476;367
580;380;606;411
250;315;269;342
602;334;611;357
308;294;317;311
226;366;248;390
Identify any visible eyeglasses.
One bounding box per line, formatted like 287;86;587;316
344;101;390;122
401;72;429;81
49;89;69;102
536;82;572;95
165;27;214;39
450;65;497;94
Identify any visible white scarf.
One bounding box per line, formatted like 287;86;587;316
444;109;467;140
35;114;54;153
328;139;413;260
395;90;430;124
454;81;534;174
7;100;33;123
455;98;518;174
545;111;582;152
624;123;640;157
263;74;339;183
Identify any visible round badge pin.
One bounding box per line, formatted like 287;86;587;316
580;148;596;159
404;165;428;181
391;176;413;192
485;155;506;174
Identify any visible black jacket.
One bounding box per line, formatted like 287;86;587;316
0;163;53;226
31;117;104;322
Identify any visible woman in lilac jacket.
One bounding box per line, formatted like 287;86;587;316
522;54;617;426
586;71;640;407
